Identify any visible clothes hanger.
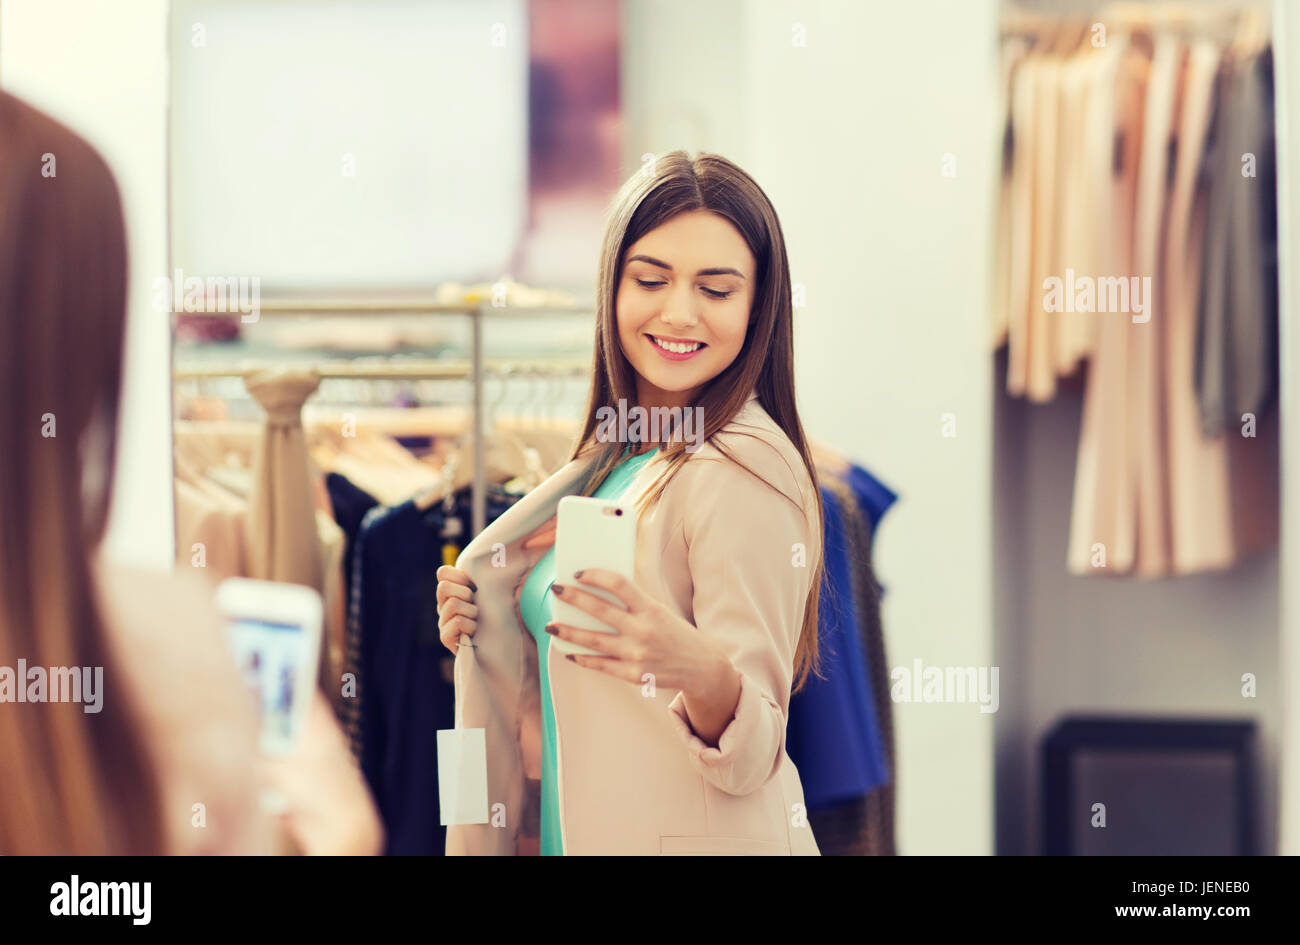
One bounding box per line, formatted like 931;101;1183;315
488;367;544;483
414;370;535;509
1230;5;1269;59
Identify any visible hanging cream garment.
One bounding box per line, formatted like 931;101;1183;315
1162;38;1237;574
1072;37;1127;365
993;36;1032;351
1128;31;1182;578
174;451;250;580
1053;42;1097;377
1026;49;1062;402
1067;32;1148;575
1006;51;1039;396
174;478;245;580
243;367;326;591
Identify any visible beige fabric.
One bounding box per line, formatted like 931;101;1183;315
1006;52;1039;396
993;36;1031;351
447;390;822;856
243;368;325;592
1163;39;1235;574
174;451;250;579
1053;44;1095;376
174;478;247;580
1026;52;1061;402
1128;32;1181;577
1067;35;1148;575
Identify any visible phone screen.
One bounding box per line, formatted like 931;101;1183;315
227;616;310;753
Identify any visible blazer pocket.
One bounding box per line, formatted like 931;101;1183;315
659;835;790;856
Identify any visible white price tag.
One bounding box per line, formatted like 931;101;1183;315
437;727;489;825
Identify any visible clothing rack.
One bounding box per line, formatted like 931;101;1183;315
175;299;594;534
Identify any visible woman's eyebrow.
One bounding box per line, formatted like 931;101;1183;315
627;254;747;279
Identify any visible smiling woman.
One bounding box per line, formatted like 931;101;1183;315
438;150;827;856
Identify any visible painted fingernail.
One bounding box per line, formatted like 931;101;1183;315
468;579;478;593
545;623;557;635
565;654;576;662
573;570;585;580
551;583;565;595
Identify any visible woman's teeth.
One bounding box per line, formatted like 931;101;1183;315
650;335;704;354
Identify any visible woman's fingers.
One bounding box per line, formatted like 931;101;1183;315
545;621;629;658
436;572;478;654
568;568;645;612
436;565;477;593
566;652;644;685
439;614;477;654
551;581;633;630
436;579;473;608
438;596;478;624
435;566;477;654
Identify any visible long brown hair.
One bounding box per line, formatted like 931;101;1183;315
571;151;825;690
0;91;164;854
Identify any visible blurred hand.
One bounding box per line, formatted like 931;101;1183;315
260;691;384;856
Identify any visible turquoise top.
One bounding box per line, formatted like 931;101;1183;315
518;444;659;855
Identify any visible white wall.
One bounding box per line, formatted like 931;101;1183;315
0;0;174;571
623;0;1001;854
170;0;528;291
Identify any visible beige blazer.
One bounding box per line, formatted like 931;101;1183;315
446;390;823;855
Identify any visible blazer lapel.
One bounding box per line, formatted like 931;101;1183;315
460;456;593;561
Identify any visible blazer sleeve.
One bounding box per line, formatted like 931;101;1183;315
665;453;818;796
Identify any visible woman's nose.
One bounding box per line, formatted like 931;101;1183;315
660;286;699;328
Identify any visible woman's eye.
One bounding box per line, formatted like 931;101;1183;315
701;287;733;300
635;278;666;289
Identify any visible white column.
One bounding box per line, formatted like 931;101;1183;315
0;0;174;571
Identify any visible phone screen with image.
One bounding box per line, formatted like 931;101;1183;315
217;578;322;757
228;617;309;753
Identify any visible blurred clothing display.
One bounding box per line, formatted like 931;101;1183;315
174;359;579;854
791;453;899;856
327;470;383;754
349;485;521;856
788;482;888;807
1197;46;1279;437
244;368;327;590
996;9;1279;578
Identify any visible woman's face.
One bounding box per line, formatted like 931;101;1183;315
616;209;756;410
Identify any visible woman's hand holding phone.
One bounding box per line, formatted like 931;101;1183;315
259;690;385;856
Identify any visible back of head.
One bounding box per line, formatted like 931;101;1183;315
0;90;163;854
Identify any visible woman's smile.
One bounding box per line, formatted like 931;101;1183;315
647;333;708;361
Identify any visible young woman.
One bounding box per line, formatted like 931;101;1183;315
436;151;825;856
0;90;381;855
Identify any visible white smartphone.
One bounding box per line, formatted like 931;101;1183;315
552;495;637;657
216;577;323;757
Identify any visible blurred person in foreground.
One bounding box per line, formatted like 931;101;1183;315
0;90;381;855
